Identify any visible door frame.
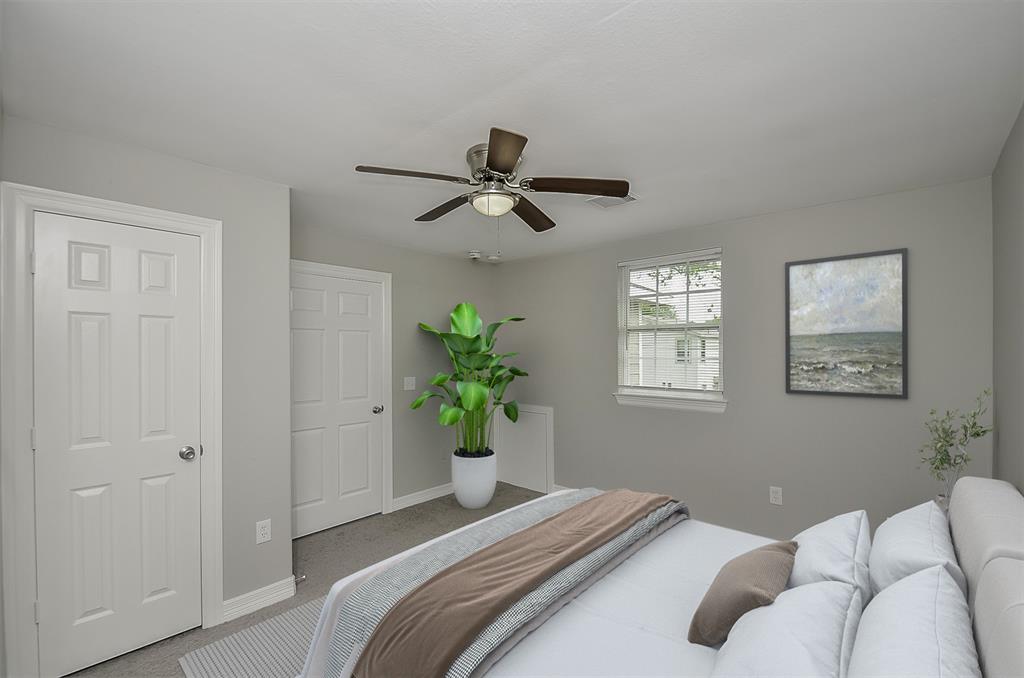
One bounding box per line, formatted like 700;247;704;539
0;182;225;677
290;259;394;516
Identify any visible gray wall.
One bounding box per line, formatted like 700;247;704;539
0;116;293;599
993;103;1024;490
496;178;994;538
291;196;499;497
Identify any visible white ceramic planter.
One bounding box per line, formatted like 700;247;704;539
451;451;497;509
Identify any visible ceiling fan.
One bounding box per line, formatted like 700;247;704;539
355;127;630;233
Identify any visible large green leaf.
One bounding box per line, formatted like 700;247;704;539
439;332;484;355
503;400;519;422
438;403;466;426
410;391;439;410
484;316;525;348
418;321;442;336
456;353;492;370
508;366;529;377
457;381;489;411
450;303;482;338
429;372;451;386
493;376;512;401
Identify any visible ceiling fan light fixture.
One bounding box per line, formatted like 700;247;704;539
470;184;518;217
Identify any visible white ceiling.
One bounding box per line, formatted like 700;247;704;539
2;1;1022;260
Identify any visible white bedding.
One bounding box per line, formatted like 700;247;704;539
301;491;771;677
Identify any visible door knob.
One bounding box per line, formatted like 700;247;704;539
372;405;384;414
179;445;197;461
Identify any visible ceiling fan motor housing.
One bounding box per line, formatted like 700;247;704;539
466;142;522;181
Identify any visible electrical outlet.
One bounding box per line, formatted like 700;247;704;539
403;376;416;391
769;486;783;506
256;518;272;544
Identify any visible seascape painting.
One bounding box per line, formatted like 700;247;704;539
786;249;907;398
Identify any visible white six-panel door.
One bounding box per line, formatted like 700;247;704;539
33;212;203;676
290;263;386;537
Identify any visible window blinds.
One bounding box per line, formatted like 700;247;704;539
618;249;723;393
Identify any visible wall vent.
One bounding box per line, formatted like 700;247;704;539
586;193;638;209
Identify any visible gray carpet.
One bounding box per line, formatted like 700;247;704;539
71;483;541;678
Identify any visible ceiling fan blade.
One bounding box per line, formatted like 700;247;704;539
414;194;471;222
512;195;556;233
356;165;472;185
521;177;629;197
486;128;528;175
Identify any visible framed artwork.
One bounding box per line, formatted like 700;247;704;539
786;248;907;398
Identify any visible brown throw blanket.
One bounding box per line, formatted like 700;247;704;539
353;489;672;678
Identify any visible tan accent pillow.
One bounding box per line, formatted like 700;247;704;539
688;540;799;647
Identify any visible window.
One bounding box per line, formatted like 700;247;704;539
615;249;726;412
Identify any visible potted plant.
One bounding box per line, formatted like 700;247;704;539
919;389;992;509
411;302;527;508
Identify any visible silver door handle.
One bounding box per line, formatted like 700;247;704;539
372;405;384;414
179;445;197;461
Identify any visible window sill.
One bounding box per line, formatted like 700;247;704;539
612;389;727;413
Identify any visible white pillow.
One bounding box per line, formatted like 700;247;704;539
789;510;872;603
711;581;862;678
869;500;967;595
848;565;981;678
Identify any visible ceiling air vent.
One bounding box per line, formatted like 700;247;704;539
586;193;637;209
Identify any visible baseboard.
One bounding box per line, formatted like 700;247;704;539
222;575;295;623
551;484;572;492
390;482;453;511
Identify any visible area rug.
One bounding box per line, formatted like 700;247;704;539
179;596;324;678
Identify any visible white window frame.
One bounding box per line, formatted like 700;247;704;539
614;248;727;413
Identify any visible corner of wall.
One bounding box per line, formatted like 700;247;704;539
992;101;1024;491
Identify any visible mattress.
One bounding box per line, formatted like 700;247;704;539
301;492;771;677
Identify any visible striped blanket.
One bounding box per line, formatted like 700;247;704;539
322;488;688;678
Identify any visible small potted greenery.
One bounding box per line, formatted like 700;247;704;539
919;389;992;509
411;303;527;508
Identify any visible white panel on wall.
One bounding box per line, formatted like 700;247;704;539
140;316;174;440
291;329;325;404
494;404;554;494
71;483;114;624
291;428;325;508
140;474;176;603
139;251;176;295
69;242;110;290
70;312;111;449
338;330;369;401
339;423;370;497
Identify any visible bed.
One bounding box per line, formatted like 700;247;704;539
301;479;1024;678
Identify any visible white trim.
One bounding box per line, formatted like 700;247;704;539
221;576;296;623
390;483;454;511
550;485;572;493
617;247;722;269
613;388;728;413
1;182;224;677
289;259;394;515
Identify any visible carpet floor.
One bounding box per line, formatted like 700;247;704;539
70;483;542;678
